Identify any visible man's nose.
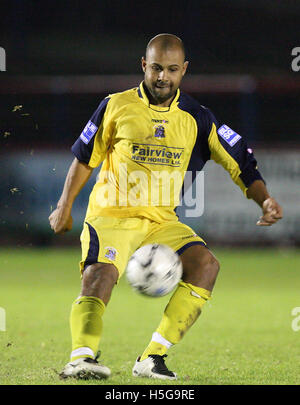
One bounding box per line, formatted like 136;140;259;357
158;69;168;81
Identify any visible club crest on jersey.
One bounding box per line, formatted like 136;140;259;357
80;120;98;144
153;120;167;138
217;124;241;147
104;247;117;261
154;125;165;138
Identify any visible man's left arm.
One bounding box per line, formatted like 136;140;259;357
246;179;283;226
205;110;283;227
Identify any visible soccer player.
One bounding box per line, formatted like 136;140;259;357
49;33;282;380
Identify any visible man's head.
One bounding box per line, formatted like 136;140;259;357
141;33;188;106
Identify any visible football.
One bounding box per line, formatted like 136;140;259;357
126;244;183;297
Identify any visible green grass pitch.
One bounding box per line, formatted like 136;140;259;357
0;247;300;385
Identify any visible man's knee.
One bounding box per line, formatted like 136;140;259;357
181;245;220;289
201;251;220;277
83;262;118;284
81;262;119;302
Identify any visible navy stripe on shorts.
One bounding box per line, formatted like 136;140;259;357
176;241;207;256
84;222;100;269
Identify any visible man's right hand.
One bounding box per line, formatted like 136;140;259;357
49;205;73;234
48;158;93;234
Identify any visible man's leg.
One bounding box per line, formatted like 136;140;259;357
70;262;119;361
60;262;118;379
139;245;219;360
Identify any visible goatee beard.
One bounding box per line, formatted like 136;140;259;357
150;86;175;104
143;81;176;105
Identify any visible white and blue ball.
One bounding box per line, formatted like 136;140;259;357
126;244;183;297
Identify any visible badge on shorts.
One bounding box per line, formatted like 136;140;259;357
217;124;241;147
80;120;98;144
104;247;117;261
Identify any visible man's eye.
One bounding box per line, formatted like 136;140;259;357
170;68;178;72
152;66;161;71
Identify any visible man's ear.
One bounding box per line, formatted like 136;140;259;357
182;61;189;76
141;56;147;73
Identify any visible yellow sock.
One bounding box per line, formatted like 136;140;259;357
140;281;211;360
70;296;105;361
140;337;169;360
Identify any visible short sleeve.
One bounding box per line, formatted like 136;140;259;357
71;97;111;168
206;110;265;196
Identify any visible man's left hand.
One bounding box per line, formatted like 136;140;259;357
256;197;283;226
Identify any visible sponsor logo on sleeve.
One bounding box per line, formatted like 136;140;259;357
80;120;98;144
217;124;241;147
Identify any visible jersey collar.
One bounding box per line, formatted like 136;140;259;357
138;81;180;112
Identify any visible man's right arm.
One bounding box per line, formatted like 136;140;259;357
49;158;93;234
49;96;112;234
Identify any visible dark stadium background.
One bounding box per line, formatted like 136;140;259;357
0;0;299;247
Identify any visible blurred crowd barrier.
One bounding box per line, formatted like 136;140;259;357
1;74;300;146
0;150;299;247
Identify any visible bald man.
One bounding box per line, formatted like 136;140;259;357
50;33;282;380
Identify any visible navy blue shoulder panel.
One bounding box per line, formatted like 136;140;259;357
71;97;110;165
178;92;218;173
90;97;110;126
178;93;265;188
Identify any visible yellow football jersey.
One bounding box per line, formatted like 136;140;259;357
72;82;263;223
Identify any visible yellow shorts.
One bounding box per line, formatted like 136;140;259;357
79;216;207;279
